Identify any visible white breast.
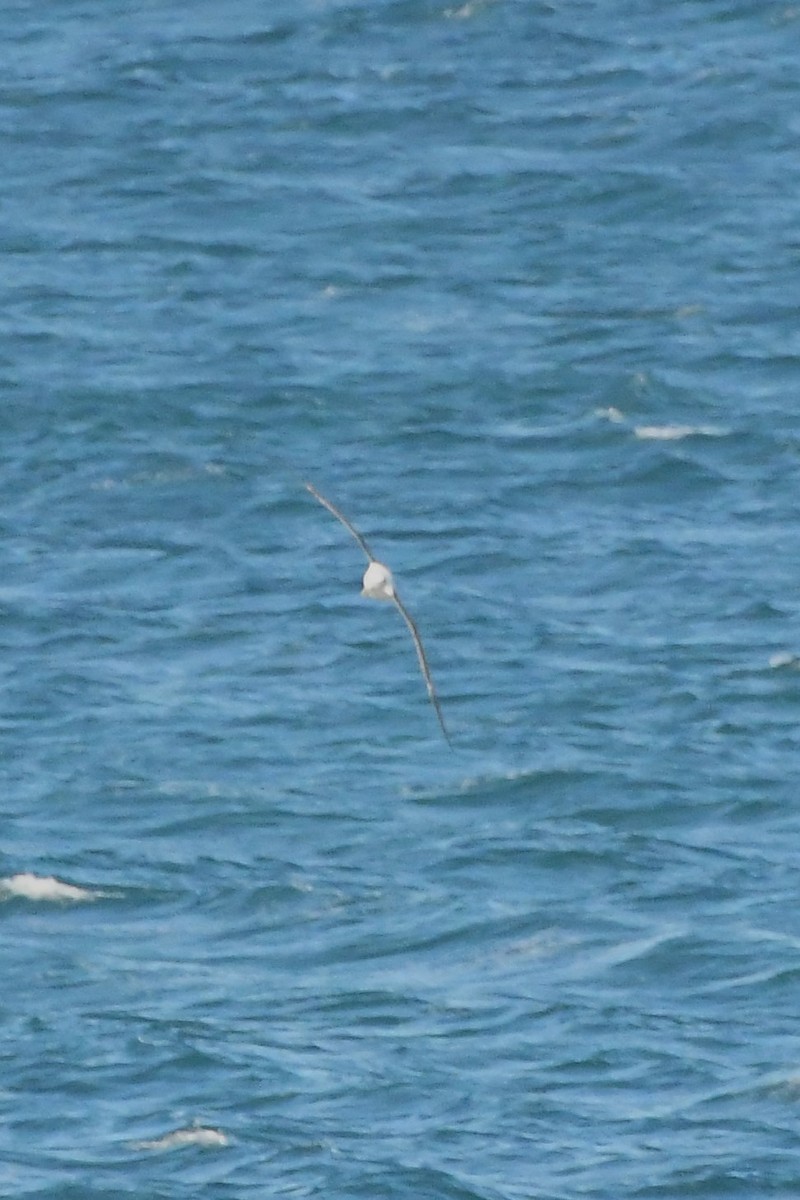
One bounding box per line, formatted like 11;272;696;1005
361;560;395;600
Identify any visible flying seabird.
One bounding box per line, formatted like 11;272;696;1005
305;482;451;744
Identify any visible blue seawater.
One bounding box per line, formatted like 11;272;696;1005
2;1;800;1196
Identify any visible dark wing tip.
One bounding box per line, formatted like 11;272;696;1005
305;481;375;561
392;593;452;746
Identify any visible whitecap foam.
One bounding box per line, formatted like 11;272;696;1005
133;1126;229;1152
633;424;724;440
769;652;800;670
444;0;492;17
0;873;96;902
595;405;626;424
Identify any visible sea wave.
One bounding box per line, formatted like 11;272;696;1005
0;873;100;902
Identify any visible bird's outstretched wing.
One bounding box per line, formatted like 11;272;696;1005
305;483;375;561
392;592;451;745
306;481;452;745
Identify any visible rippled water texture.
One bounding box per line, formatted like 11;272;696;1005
3;2;800;1196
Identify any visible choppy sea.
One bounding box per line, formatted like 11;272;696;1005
3;2;800;1196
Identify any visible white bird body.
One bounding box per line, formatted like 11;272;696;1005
305;483;451;744
361;560;395;601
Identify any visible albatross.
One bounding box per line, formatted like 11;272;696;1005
305;482;451;744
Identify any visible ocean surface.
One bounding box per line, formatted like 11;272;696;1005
3;1;800;1196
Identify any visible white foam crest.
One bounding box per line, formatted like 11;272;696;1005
0;873;97;902
595;405;626;424
633;424;725;440
769;652;800;670
596;409;728;441
133;1126;229;1152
